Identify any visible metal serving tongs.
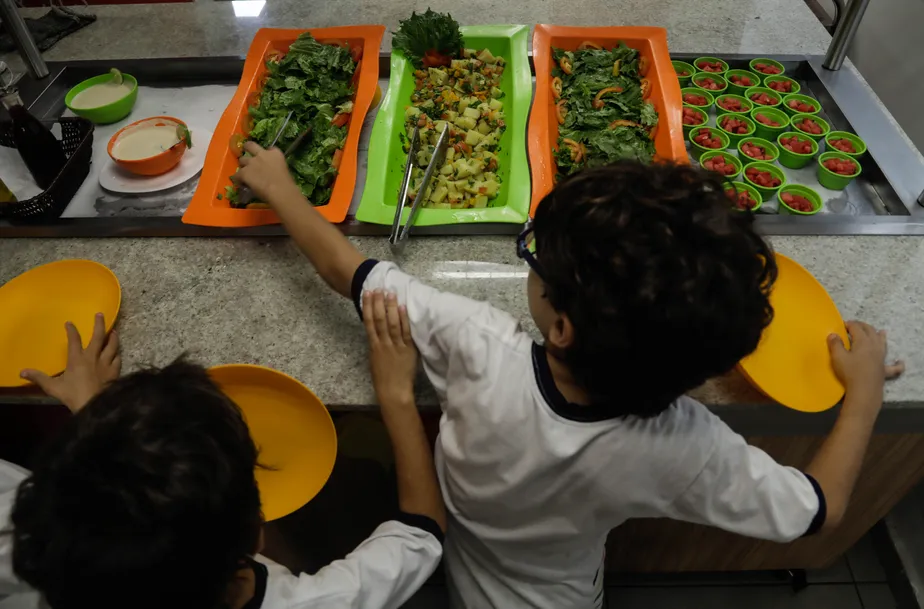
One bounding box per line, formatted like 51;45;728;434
236;110;294;207
389;123;451;246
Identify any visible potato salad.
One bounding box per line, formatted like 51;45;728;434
403;48;506;209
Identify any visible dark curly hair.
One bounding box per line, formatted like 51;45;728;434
9;359;262;609
533;162;777;417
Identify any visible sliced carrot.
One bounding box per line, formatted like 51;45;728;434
639;56;650;77
641;78;652;99
608;119;640;129
592;86;624;109
332;148;343;170
562;138;583;162
555;99;568;125
331;113;351;128
551;77;563;100
559;56;572;75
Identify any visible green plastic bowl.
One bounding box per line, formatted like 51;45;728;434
726;181;763;212
776;132;819;169
673;60;696;87
700;150;743;180
716;112;756;148
825;131;867;159
681;87;715;112
750;107;790;141
714;93;752;115
682;104;709;138
736;136;780;166
64;73;138;125
688;126;730;161
791;113;830;142
749;58;786;80
744;86;782;110
762;75;801;97
724;69;761;96
817;151;862;190
778;184;822;215
693;56;729;75
781;93;821;117
742;161;786;200
692;72;728;95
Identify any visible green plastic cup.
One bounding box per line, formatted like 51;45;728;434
778;184;823;215
693;56;729;75
817;152;862;190
689;126;730;161
673;61;696;87
737;136;780;166
65;72;139;125
776;132;819;169
749;58;786;80
726;181;763;212
714;93;752;115
681;87;715;112
781;93;821;117
682;105;709;138
700;150;743;180
724;69;761;96
750;107;790;142
825;131;867;159
791;113;830;142
762;75;801;97
744;86;783;110
692;72;728;95
742;161;786;200
716;112;757;148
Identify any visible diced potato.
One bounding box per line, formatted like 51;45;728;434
450;59;467;70
440;162;454;176
445;147;456;162
421;99;435;109
454;159;474;178
490;86;503;99
416;149;431;167
465;180;483;194
432;202;452;209
463;48;478;58
482;179;500;197
473;195;489;208
431;186;448;204
444;110;458;121
477;49;497;64
465;130;484;146
405;106;421;119
463;107;481;120
457;98;471;112
454;116;477;130
489;98;503;111
428;68;448;86
477;120;492;135
434;120;449;134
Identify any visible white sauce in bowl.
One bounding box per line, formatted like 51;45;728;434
112;125;180;161
71;82;134;109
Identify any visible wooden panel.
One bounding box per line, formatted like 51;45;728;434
606;433;924;572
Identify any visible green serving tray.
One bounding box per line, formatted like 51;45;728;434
356;25;532;225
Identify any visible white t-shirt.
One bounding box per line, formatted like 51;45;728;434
354;260;826;609
0;458;442;609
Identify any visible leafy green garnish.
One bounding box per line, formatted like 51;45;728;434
393;9;464;65
230;32;356;207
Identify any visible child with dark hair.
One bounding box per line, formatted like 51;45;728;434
0;299;445;609
233;148;901;609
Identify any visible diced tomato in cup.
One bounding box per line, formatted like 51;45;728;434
697;60;725;73
829;138;857;154
703;154;737;176
794;118;824;135
693;128;724;149
682;106;705;126
726;187;759;211
719;116;751;135
754;113;780;127
677;69;691;77
729;74;755;87
767;79;793;93
696;77;723;91
754;62;782;75
779;135;813;154
787;99;816;113
823;158;858;176
749;91;776;106
683;92;709;105
745;166;781;188
740;142;771;160
717;97;746;112
781;192;815;212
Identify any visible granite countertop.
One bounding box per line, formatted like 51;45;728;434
1;0;920;409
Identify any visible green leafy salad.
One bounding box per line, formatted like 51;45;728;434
227;33;358;207
551;42;658;176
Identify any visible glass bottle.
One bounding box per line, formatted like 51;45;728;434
1;89;66;190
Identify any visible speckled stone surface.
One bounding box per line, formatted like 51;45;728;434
0;0;919;409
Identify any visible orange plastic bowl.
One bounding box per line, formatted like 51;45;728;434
107;116;188;176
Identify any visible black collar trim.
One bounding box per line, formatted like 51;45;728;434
531;343;622;423
240;557;268;609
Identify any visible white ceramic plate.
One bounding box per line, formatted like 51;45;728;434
99;129;213;194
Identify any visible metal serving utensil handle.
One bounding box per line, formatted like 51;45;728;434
389;126;421;244
394;124;450;245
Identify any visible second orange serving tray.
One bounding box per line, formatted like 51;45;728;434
528;25;687;216
183;26;385;227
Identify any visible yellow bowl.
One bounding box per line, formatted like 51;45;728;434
208;364;337;521
738;253;848;412
0;260;121;387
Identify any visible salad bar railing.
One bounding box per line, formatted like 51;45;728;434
3;50;924;238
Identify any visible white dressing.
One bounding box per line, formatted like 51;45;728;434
112;125;180;160
71;82;133;109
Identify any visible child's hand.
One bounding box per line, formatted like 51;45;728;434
828;321;904;404
363;290;418;406
235;141;302;204
20;313;121;413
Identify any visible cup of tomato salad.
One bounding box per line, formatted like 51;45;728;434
778;185;822;215
692;73;728;94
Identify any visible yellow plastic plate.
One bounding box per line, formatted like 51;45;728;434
209;364;337;521
0;260;121;387
739;253;848;412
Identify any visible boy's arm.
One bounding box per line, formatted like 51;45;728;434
236;142;364;297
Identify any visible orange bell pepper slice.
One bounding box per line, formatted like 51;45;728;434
562;138;583;162
555;99;568;125
608;119;641;129
641;78;652;99
559;57;573;75
577;41;602;50
639;56;650;77
551;77;563;100
592;86;624;109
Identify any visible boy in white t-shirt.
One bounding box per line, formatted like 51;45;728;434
235;147;903;609
1;300;444;609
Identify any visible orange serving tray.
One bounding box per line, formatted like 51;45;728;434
528;25;687;215
183;26;385;227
